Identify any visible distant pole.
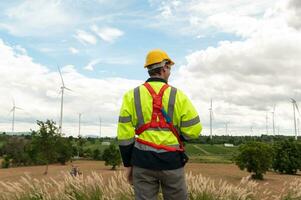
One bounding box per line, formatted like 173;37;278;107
250;126;253;136
210;99;213;140
78;113;81;137
99;117;102;138
225;122;228;136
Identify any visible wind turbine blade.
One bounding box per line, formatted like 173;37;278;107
64;87;72;91
57;65;65;87
15;106;23;110
290;98;296;103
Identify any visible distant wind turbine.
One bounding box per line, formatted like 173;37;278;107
271;105;276;136
209;99;213;140
265;111;269;135
9;99;23;133
225;122;229;136
290;98;300;140
99;116;102;138
78;113;82;137
58;66;72;134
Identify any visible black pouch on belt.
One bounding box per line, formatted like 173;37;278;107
180;152;189;165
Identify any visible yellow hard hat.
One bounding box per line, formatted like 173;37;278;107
144;49;174;68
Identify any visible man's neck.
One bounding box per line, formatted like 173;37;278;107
150;75;167;82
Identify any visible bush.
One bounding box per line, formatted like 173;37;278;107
272;140;301;174
234;141;273;180
1;155;10;168
92;149;102;160
102;144;122;170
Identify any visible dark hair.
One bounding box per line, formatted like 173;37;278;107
148;67;163;76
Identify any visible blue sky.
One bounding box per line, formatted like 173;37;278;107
0;0;301;137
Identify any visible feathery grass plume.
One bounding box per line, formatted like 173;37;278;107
278;178;301;200
186;172;263;200
1;171;300;200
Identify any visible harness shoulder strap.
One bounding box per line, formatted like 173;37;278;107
135;82;184;152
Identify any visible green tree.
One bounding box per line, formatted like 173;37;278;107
234;141;273;180
1;155;10;168
102;144;121;170
272;140;301;174
56;137;73;165
31;120;60;175
92;149;102;160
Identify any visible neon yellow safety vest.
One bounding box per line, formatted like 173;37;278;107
118;81;202;152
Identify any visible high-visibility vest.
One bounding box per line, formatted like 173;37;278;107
135;82;184;152
118;81;202;152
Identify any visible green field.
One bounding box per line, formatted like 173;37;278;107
185;144;238;163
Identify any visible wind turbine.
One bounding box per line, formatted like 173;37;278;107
209;99;213;140
9;99;22;133
271;105;276;136
58;66;71;134
290;98;300;140
265;111;269;135
225;122;229;136
78;113;82;137
99;116;102;138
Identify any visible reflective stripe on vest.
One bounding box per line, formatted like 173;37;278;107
134;82;184;152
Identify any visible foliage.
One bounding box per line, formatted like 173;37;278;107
1;155;10;168
272;140;301;174
2;136;31;166
56;137;73;165
31;120;61;174
234;141;273;180
92;149;102;160
102;144;122;170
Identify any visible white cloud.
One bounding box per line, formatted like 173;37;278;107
0;0;76;36
0;39;141;137
74;30;97;45
84;59;100;71
171;0;301;136
91;25;123;43
69;47;79;54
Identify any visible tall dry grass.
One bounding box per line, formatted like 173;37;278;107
0;171;300;200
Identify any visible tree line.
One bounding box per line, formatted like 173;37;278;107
0;120;121;173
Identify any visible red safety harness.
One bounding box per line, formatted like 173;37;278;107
135;82;184;152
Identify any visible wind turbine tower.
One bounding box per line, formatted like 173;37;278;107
290;98;300;140
266;111;269;135
99;116;102;138
271;105;276;136
209;99;213;140
225;122;229;136
58;66;71;134
78;113;82;137
10;100;22;133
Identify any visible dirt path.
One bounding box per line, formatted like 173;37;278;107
193;144;211;155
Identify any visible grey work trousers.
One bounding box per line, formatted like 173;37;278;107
133;166;188;200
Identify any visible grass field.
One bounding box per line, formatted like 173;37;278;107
185;144;238;163
0;160;300;200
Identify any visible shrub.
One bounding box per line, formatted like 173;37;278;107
1;155;10;168
103;144;122;170
234;141;273;180
92;149;102;160
272;140;301;174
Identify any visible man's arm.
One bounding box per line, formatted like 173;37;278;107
117;90;135;167
178;92;202;140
